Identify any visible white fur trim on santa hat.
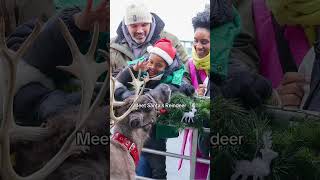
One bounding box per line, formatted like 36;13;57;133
147;46;173;65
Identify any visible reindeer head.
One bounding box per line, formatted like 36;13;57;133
260;131;278;163
113;84;171;143
260;148;278;162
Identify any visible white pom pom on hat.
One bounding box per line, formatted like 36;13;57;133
147;38;176;66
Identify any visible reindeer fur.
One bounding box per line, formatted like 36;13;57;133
13;105;109;180
110;84;171;180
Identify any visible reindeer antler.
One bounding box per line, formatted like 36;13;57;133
0;17;108;180
56;18;107;124
0;17;51;142
110;67;149;127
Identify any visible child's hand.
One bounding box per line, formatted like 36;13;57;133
197;84;207;96
133;61;148;72
276;72;308;108
74;0;109;31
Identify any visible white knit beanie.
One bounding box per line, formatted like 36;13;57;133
124;2;152;25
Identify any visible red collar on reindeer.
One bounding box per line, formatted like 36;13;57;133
112;132;140;166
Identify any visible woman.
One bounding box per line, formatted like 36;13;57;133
188;7;210;97
232;0;320;110
179;7;211;180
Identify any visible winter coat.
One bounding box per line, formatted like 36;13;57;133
114;55;187;101
231;0;320;110
1;7;106;124
211;0;273;108
186;59;209;96
110;13;189;74
231;0;313;83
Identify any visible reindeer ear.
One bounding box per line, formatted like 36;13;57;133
149;84;172;104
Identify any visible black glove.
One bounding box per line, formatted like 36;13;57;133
14;83;81;125
6;19;36;51
179;83;195;96
220;71;272;108
114;85;135;101
36;90;81;121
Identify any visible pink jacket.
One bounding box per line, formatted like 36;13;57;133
253;0;310;87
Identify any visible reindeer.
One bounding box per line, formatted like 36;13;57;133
231;131;279;180
109;66;172;179
181;103;197;123
0;15;109;179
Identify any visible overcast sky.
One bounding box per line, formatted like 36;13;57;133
110;0;209;41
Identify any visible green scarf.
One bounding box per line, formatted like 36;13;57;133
192;47;210;74
266;0;320;44
212;7;241;79
161;66;185;87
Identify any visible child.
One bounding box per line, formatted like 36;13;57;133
114;38;194;101
114;38;194;179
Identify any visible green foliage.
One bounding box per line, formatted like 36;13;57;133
157;93;210;130
212;97;320;180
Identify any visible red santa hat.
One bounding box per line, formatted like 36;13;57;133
147;38;176;66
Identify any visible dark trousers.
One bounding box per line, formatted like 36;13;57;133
136;131;167;179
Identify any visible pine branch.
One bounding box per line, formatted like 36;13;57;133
263;105;320;122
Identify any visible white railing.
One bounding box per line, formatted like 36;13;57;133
136;127;210;180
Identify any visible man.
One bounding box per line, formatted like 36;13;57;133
110;1;189;74
109;2;192;179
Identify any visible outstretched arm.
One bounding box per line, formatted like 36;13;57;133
13;0;108;79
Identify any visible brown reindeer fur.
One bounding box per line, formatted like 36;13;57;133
110;84;171;180
13;105;109;180
10;84;170;180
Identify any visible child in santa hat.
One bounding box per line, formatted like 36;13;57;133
114;38;194;179
114;38;194;100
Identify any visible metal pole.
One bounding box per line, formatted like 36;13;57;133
141;148;210;164
190;128;198;180
206;167;210;180
136;127;210;180
136;176;157;180
203;127;210;133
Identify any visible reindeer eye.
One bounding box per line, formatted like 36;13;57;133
144;106;152;112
